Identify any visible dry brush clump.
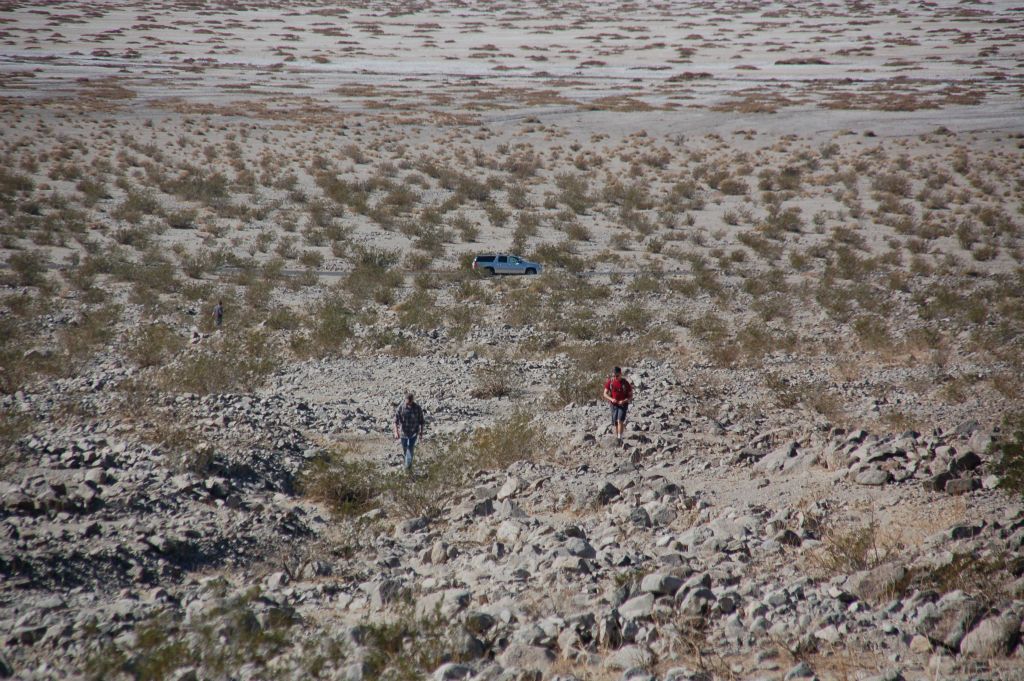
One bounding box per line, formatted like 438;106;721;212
301;411;549;519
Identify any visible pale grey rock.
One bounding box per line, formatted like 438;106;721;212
433;663;474;681
783;660;815;679
639;573;682;596
265;571;289;591
959;614;1021;658
844;563;907;604
944;477;980;495
916;591;983;650
619;593;655;620
603;645;653;671
814;625;841;644
497;643;555;670
854;468;889;486
497;476;521;501
552;556;591;574
677;587;715;616
565;537;596;559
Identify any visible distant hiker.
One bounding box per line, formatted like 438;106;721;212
393;393;425;473
603;366;633;444
213;300;223;328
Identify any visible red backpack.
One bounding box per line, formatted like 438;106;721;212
606;376;633;402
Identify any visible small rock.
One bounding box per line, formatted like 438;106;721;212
814;625;841;644
497;476;521;501
783;660;815;680
596;481;621;506
433;663;474;681
265;571;290;591
944;477;980;495
909;634;933;653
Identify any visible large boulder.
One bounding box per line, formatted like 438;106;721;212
916;591;983;651
959;614;1021;659
640;572;683;597
618;593;655;620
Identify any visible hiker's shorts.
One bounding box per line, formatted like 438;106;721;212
610;404;628;425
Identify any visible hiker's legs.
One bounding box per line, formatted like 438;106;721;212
610;404;627;440
401;435;416;470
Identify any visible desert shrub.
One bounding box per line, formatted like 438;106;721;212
315;172;369;213
549;366;600;408
737;230;783;260
165;166;230;206
360;328;419;357
762;205;804;236
564;340;636;374
736;322;779;364
59;303;122;365
872;173;911;197
718;177;748;196
554;172;592;214
629;273;661;295
343;247;402;304
751;293;793;322
807;511;904;577
0;168;34;198
618;305;652;332
992;413;1024;498
86;588;305;681
358;609;468;679
666;178;705;211
470;361;517;399
450;213;479;242
112;188;163;223
300;450;383;516
76;177;110;206
166;208;197;230
162;329;279;393
0;406;32;467
299;250;324;269
8;249;49;287
687;255;722;296
602;180;654;211
742;268;788;297
530;242;584;273
466;409;549;470
912;552;1019;599
308;292;354;357
396;290;439;330
853;315;893;352
128;323;185;368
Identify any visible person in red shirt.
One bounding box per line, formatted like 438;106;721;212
603;366;633;444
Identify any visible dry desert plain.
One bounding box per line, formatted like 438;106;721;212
2;1;1024;680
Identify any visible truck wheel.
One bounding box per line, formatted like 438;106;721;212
485;267;495;276
525;268;537;275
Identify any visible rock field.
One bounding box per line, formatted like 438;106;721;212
1;1;1023;680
